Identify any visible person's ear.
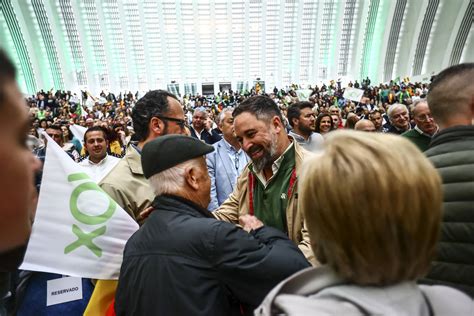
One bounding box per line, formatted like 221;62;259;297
272;115;282;133
149;117;165;136
291;117;299;128
184;166;199;191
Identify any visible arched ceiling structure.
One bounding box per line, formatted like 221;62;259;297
1;0;472;95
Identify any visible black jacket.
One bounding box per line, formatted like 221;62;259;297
383;122;414;135
115;195;310;315
190;127;222;145
422;126;474;297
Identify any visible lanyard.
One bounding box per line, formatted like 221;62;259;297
248;167;297;215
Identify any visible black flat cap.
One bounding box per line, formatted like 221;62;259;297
141;135;214;178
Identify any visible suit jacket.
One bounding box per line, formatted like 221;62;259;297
190;126;222;144
206;139;249;210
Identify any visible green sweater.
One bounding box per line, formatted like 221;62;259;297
401;128;431;152
251;146;295;233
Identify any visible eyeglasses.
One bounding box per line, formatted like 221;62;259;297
155;116;186;128
416;114;433;123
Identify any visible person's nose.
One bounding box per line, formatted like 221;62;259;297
242;138;252;153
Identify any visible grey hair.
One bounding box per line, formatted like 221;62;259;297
217;107;234;125
148;158;203;196
387;103;408;119
193;108;208;119
410;98;428;114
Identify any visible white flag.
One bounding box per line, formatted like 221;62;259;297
69;124;87;143
343;87;365;102
21;134;139;280
295;89;312;101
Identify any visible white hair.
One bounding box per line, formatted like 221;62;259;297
148;158;203;196
387;103;408;119
193;108;208;119
217;107;234;125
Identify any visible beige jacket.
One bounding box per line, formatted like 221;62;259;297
100;145;154;222
214;141;316;265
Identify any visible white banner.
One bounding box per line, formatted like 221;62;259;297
295;89;313;101
343;87;365;102
21;134;138;280
69;124;87;143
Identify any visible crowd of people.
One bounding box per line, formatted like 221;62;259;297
1;45;473;316
25;73;434;160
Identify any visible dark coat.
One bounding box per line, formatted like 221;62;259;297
190;126;222;144
422;126;474;297
383;122;415;135
115;195;310;316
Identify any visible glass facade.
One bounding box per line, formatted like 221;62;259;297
0;0;471;94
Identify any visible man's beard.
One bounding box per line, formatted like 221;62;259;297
300;124;315;136
250;133;278;173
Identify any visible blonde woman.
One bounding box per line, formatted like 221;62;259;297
256;131;473;315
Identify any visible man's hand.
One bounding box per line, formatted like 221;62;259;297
205;117;213;132
239;215;263;233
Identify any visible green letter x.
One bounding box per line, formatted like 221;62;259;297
64;224;106;257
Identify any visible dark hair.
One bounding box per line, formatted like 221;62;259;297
0;50;17;104
287;101;314;128
84;126;108;143
233;95;283;123
345;115;359;129
131;90;179;141
46;124;62;132
62;125;73;141
427;63;474;124
315;113;334;133
430;63;474;92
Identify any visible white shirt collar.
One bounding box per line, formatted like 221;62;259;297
255;141;294;187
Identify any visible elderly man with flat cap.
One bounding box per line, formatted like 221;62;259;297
114;135;309;316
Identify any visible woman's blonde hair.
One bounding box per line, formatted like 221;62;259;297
300;131;442;285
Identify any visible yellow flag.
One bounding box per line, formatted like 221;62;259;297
83;280;118;316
